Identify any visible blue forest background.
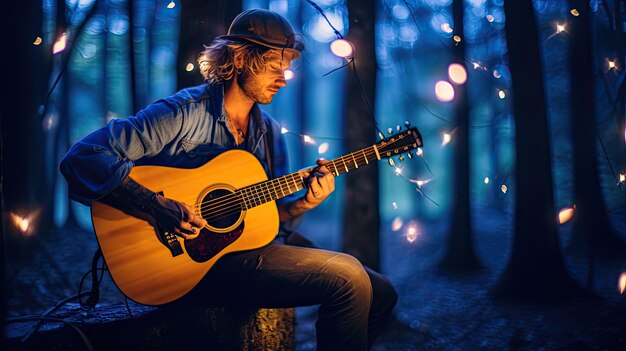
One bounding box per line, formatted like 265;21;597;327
2;0;626;349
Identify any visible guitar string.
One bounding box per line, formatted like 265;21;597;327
190;147;378;214
194;149;382;222
195;149;382;221
196;148;384;222
193;148;377;216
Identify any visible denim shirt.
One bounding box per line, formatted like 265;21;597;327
60;83;294;210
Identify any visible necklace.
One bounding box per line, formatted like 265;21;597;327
226;113;246;144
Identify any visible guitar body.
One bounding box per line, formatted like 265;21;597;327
91;149;279;306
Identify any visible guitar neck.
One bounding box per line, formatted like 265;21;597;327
238;144;381;210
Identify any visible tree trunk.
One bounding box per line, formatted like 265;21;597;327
492;0;582;300
343;0;380;270
568;0;626;258
438;0;481;273
176;0;241;90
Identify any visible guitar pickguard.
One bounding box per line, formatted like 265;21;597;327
184;221;245;262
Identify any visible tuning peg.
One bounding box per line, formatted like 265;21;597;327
388;158;395;166
378;131;385;140
399;155;404;162
396;125;402;132
407;151;413;159
404;121;411;128
387;127;393;134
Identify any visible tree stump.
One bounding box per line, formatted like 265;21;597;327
4;303;295;350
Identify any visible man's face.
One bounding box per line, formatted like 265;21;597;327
237;51;294;104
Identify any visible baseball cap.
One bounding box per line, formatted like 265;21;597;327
220;9;304;56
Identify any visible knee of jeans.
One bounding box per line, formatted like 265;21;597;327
331;253;373;304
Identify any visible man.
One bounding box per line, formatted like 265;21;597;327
60;9;397;350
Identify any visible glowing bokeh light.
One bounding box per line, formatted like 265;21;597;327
619;272;626;294
472;62;481;69
556;23;566;33
608;60;617;70
303;135;316;144
435;80;455;102
493;69;502;78
52;33;67;54
558;206;576;224
281;127;289;134
330;38;353;58
486;14;494;22
392;202;398;210
484;177;490;184
416;148;423;157
394;167;403;175
448;63;467;84
318;142;329;154
501;184;508;193
441;23;453;33
185;63;194;72
618;172;625;183
405;220;420;243
570;9;579;16
33;37;42;45
442;132;452;146
167;1;175;9
391;217;403;232
284;69;295;80
498;90;506;99
453;35;462;43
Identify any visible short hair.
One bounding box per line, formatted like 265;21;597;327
197;38;299;84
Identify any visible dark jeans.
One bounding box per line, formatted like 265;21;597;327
178;233;398;350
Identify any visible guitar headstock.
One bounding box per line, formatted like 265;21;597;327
375;127;423;159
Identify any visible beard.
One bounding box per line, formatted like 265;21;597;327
237;70;275;105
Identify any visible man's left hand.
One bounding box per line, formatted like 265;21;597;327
302;159;335;207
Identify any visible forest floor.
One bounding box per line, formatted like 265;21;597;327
3;208;626;350
296;208;626;351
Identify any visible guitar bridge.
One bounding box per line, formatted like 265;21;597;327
162;231;184;257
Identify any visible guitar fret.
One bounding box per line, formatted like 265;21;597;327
341;156;349;173
351;153;358;168
279;177;286;197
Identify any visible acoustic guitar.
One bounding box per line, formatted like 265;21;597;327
91;127;422;305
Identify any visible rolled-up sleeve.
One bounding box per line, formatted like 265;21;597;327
60;98;183;205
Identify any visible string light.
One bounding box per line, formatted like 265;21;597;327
501;184;508;193
167;1;176;9
558;205;576;224
486;15;494;23
619;272;626;294
484;177;490;184
618;172;625;184
9;211;38;236
330;38;353;58
607;59;617;71
570;9;580;16
448;63;467;84
391;217;403;231
441;23;453;33
453;35;462;43
185;63;194;71
318;142;329;154
493;69;502;78
392;202;398;210
435;80;455;102
405;220;420;243
303;135;316;144
394;167;403;175
556;23;566;33
442;132;452;146
498;90;506;99
284;69;295;80
416;148;423;157
52;32;67;54
33;37;42;45
281;127;289;134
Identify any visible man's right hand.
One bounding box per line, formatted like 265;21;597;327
150;195;207;240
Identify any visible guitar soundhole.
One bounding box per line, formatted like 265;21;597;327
200;188;241;230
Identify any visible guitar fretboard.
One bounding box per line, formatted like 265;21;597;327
237;145;381;209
